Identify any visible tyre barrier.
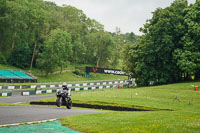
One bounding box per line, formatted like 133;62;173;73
0;92;12;96
21;89;57;96
21;85;124;96
0;80;132;90
21;84;127;96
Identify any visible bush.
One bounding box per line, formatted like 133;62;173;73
73;69;85;76
157;78;167;85
74;69;81;75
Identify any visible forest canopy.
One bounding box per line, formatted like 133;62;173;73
0;0;137;75
122;0;200;86
1;0;199;86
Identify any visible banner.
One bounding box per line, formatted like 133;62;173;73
85;67;126;75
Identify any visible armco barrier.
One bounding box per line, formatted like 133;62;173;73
21;81;130;96
0;80;131;90
0;92;12;96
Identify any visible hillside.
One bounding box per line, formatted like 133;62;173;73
0;64;128;83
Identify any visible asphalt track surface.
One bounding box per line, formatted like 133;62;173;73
0;93;55;104
0;93;104;126
0;90;88;104
0;106;103;125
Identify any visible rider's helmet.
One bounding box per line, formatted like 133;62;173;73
62;82;68;90
62;82;67;87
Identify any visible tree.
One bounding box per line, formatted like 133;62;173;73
36;29;72;75
93;31;114;67
61;6;88;65
1;0;50;68
0;0;7;51
0;0;124;73
124;0;189;86
8;41;31;68
175;0;200;80
125;32;137;43
83;19;104;65
111;28;125;68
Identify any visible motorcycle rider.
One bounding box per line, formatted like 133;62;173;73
56;82;72;109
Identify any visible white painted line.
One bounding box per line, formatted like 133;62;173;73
41;120;48;123
0;123;21;127
13;102;23;104
0;119;57;127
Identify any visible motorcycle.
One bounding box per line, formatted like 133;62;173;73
56;89;72;109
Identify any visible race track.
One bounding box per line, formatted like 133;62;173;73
0;93;104;126
0;94;55;104
0;106;103;125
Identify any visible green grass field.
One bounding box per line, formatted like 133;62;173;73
1;64;200;132
40;82;200;133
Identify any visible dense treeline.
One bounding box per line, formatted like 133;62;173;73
0;0;137;75
123;0;200;86
3;0;197;86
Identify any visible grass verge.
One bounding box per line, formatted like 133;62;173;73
56;82;200;133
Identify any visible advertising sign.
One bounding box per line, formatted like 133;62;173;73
85;66;126;75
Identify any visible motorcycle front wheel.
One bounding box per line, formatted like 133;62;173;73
66;98;72;109
56;97;62;107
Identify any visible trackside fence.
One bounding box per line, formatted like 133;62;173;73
0;80;135;96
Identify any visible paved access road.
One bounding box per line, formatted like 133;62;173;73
0;106;104;125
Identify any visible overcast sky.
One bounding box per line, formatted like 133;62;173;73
46;0;196;35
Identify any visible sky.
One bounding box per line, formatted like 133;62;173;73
46;0;196;35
